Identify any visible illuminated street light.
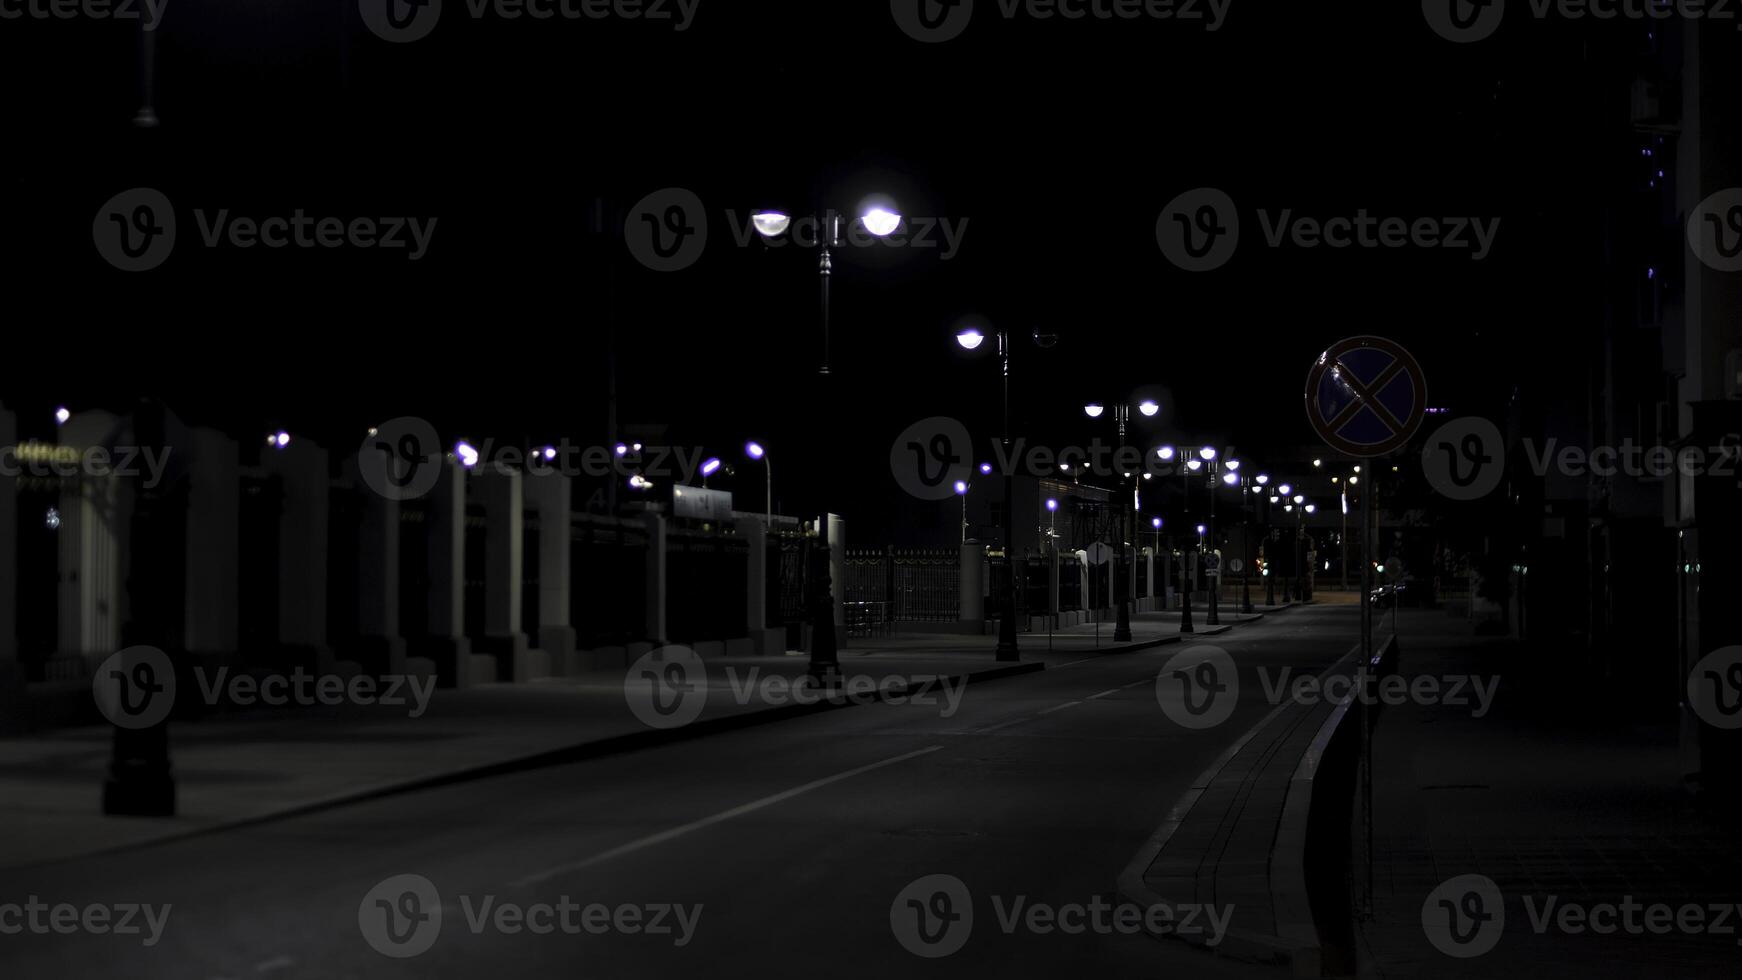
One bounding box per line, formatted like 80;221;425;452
268;431;291;449
1278;483;1292;495
1224;459;1240;471
1156;446;1176;461
54;407;70;425
1083;403;1105;419
1138;400;1160;417
1256;474;1270;485
745;442;773;526
1222;472;1239;486
860;207;903;236
454;441;479;467
751;211;792;238
700;458;723;477
954;480;968;495
956;328;986;351
1186;459;1203;472
1198;446;1217;461
980;462;993;475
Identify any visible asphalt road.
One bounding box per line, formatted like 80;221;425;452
3;606;1360;980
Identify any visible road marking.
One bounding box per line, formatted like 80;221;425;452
255;958;295;973
1086;688;1121;700
1119;678;1151;690
1055;658;1100;669
511;745;944;887
1036;701;1082;716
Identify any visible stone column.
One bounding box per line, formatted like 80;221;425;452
959;541;984;627
58;411;128;660
263;438;332;673
474;466;545;682
644;511;667;645
737;517;783;654
183;428;239;669
422;461;480;687
344;457;405;676
828;513;846;631
525;470;577;673
1048;545;1061;627
1144;547;1156;611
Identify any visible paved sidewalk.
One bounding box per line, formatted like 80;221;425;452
0;620;1180;872
1356;609;1742;978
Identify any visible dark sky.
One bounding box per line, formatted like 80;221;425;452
2;0;1670;535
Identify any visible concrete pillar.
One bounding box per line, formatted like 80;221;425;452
263;439;332;672
737;517;784;654
1145;547;1156;610
1048;545;1061;625
58;411;128;659
183;428;239;665
828;513;846;631
644;511;667;645
525;471;577;673
0;404;19;730
474;467;544;682
959;541;984;625
422;461;482;687
1076;550;1091;622
340;456;406;677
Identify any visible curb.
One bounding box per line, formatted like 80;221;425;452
1116;637;1369;976
6;659;1047;872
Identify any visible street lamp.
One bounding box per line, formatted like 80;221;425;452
1079;397;1159;642
955;321;1054;661
753;201;903;376
745;441;772;526
1139;400;1160;417
955;479;970;543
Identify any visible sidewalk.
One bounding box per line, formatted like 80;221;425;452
1356;609;1742;977
0;620;1174;872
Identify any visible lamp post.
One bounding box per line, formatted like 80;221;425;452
752;202;902;681
1083;397;1158;643
958;324;1055;661
745;442;772;527
954;479;970;544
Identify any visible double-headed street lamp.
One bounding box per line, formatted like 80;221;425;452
751;198;901;681
1081;397;1159;642
750;203;902;376
956;323;1056;661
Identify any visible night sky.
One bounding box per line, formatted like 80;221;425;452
3;0;1654;537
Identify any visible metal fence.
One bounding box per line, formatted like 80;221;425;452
845;548;960;623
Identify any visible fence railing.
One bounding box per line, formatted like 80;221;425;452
844;548;960;623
